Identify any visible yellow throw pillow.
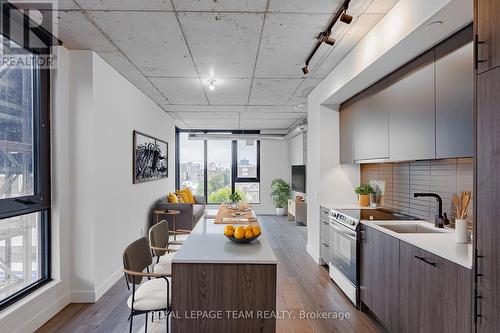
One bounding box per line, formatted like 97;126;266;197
183;187;196;204
175;190;190;204
167;193;179;203
176;195;185;203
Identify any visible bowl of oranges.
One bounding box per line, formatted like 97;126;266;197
224;224;261;243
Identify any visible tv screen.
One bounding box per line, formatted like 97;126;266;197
291;165;306;193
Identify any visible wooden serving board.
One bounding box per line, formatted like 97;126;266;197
214;204;257;224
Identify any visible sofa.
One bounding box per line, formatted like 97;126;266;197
154;195;206;231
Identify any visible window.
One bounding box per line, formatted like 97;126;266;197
176;130;260;204
178;133;204;196
0;18;51;309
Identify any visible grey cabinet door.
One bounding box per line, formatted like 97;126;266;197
361;227;400;332
435;27;474;158
388;51;436;161
339;106;355;164
353;90;390;161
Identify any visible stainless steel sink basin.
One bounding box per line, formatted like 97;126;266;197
377;224;445;234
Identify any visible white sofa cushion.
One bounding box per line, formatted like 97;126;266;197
127;278;170;311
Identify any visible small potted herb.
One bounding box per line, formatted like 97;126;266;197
355;184;375;207
229;192;242;209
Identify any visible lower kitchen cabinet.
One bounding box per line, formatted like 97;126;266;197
319;207;331;264
361;226;472;333
361;227;400;332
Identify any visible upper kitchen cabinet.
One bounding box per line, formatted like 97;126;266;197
477;0;500;74
435;27;474;158
352;89;389;162
340;104;355;164
387;51;436;161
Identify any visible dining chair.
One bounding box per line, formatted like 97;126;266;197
123;237;171;333
149;220;189;275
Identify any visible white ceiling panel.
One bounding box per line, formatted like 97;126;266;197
151;78;208;105
310;13;384;78
287;78;323;104
255;13;331;78
365;0;400;14
47;11;117;51
173;0;267;12
177;112;239;120
204;78;252;105
88;11;197;77
178;12;264;77
74;0;173;10
57;0;80;10
269;0;341;13
249;79;302;105
97;51;170;107
241;112;303;120
245;105;305;113
164;105;245;112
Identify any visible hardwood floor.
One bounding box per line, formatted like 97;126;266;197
37;216;382;333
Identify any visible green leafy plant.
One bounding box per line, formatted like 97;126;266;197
229;191;242;204
354;184;376;195
271;179;291;208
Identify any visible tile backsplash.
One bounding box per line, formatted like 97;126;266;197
361;158;473;223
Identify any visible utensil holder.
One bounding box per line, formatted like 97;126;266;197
369;194;378;208
455;219;469;243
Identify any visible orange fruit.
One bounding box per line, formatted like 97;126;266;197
234;228;245;239
224;228;234;237
225;225;234;230
245;230;254;239
251;226;261;236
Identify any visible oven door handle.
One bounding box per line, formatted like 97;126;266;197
330;222;357;240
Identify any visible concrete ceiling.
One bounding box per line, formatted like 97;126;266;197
47;0;399;129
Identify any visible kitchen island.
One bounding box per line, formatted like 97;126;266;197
171;217;277;333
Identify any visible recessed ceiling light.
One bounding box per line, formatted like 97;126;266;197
207;79;216;91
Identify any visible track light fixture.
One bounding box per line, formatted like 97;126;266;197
319;32;336;46
340;11;353;24
301;0;351;75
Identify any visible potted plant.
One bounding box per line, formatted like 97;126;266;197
271;179;291;216
228;192;241;209
355;184;375;207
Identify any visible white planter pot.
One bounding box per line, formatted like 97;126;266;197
276;207;287;216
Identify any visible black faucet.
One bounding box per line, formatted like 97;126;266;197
413;193;449;228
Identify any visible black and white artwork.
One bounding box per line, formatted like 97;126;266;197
133;131;168;183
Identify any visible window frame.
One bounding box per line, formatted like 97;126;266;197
0;5;52;310
176;128;261;204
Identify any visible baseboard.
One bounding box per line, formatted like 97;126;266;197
71;267;123;303
14;290;71;333
306;243;321;264
95;267;124;301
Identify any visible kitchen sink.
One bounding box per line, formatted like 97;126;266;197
377;224;446;234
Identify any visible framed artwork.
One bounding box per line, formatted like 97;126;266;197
133;130;168;183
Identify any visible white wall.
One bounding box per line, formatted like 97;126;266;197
289;133;305;166
69;51;176;301
306;0;472;263
253;140;290;215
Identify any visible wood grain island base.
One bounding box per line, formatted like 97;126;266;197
171;217;278;333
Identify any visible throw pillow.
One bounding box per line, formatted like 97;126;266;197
167;192;179;203
175;190;190;203
183;187;196;204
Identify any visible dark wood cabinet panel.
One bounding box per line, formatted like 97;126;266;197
360;227;399;332
476;66;500;333
477;0;500;73
435;26;474;158
399;243;472;333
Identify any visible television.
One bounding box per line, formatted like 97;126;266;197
291;165;306;193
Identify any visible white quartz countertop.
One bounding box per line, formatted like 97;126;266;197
172;218;277;265
361;220;473;269
320;203;375;210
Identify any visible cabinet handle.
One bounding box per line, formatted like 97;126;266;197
414;255;436;267
322;242;330;248
475;34;487;69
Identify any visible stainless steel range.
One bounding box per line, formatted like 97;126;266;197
327;208;418;306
